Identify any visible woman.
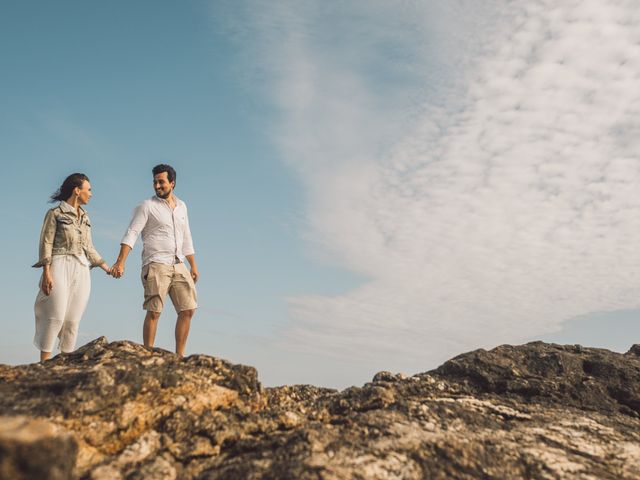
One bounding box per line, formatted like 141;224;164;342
32;173;111;361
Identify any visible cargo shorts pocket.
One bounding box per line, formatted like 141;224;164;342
175;263;195;288
141;264;150;284
142;264;158;289
141;263;169;312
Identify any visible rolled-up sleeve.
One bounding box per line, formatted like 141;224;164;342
182;208;195;256
32;210;57;268
121;203;148;248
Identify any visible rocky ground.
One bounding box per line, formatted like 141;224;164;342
1;337;639;479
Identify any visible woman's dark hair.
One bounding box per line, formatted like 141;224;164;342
152;164;176;184
50;173;89;203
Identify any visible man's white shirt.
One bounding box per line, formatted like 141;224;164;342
121;195;195;267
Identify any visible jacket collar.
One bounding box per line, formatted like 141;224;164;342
59;201;85;218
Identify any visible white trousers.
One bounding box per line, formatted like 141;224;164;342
34;255;91;353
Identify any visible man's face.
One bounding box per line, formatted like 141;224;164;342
153;172;174;199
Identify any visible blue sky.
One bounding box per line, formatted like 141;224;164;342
2;1;640;388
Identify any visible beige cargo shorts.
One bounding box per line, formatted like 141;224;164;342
141;262;198;313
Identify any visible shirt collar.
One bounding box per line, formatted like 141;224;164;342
151;194;183;208
59;201;85;217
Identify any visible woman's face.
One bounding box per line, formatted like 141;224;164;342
75;180;92;205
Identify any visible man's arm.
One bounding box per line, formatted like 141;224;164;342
112;203;148;279
182;205;198;282
185;254;199;283
111;244;132;279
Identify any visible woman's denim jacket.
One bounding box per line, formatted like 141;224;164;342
32;201;105;268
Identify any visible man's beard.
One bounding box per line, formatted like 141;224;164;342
156;189;171;199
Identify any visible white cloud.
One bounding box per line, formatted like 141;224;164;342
219;0;640;372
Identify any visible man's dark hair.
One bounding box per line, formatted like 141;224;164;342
152;164;176;184
50;173;89;203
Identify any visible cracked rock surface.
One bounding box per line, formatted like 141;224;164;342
1;337;639;479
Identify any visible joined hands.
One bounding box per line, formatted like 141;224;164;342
100;262;124;278
110;262;125;279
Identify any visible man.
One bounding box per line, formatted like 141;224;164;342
111;164;199;357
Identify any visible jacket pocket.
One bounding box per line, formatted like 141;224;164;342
55;216;76;251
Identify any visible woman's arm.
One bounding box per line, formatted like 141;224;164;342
32;209;57;268
83;215;108;271
40;264;53;295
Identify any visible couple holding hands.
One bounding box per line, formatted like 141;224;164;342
33;164;199;362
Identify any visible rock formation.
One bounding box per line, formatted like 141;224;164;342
1;337;639;479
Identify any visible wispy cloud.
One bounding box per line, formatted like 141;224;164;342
217;0;640;371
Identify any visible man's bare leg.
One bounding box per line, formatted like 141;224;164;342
144;311;161;347
40;351;52;362
175;309;195;357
